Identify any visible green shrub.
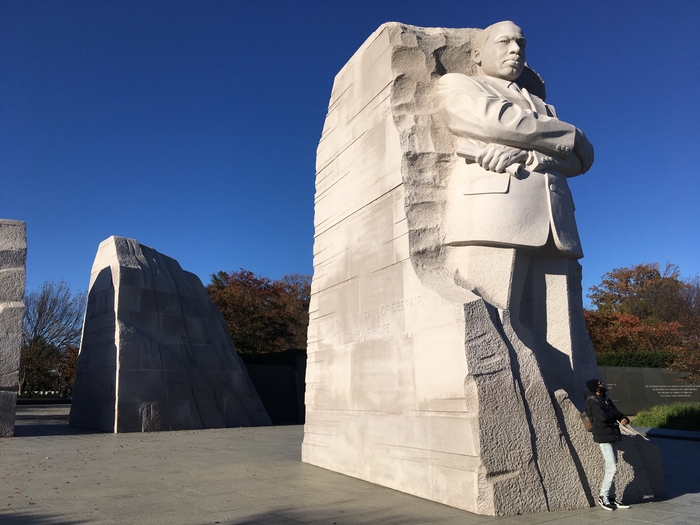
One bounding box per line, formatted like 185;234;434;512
596;350;674;368
633;402;700;431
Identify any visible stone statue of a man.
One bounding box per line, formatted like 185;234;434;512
303;20;665;514
435;20;596;395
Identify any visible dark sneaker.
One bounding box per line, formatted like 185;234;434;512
610;498;630;509
597;495;614;511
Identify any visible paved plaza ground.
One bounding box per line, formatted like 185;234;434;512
1;405;699;525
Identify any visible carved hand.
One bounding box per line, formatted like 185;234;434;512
574;128;594;174
476;144;528;173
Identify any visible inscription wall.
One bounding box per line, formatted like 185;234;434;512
600;366;700;414
319;296;424;344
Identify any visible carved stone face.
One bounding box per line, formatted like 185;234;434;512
474;21;526;81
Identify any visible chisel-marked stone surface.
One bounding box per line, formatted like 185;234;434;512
303;22;664;515
0;219;26;438
70;236;270;433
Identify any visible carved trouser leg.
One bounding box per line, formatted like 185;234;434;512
511;254;600;405
448;245;517;311
518;255;576;394
453;246;590;511
448;245;595;397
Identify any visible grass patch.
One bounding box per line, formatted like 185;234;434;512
633;402;700;431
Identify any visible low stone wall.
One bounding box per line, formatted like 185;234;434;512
599;366;700;415
0;220;26;438
240;349;306;425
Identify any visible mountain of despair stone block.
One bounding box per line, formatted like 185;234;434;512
70;236;270;432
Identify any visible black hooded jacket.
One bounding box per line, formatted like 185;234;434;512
585;391;626;443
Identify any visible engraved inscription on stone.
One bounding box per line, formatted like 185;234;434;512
647;385;699;398
601;366;700;414
320;296;423;344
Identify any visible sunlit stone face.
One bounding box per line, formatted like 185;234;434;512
476;21;526;81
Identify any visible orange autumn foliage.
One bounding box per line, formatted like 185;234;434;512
586;263;700;381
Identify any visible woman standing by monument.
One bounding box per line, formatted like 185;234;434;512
585;379;632;511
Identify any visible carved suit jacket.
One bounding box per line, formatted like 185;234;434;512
435;73;586;259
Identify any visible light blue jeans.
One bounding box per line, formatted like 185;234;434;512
599;442;617;498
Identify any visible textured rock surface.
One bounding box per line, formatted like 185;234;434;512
303;22;664;515
70;236;270;433
303;23;480;512
554;389;666;503
0;220;26;438
463;301;591;514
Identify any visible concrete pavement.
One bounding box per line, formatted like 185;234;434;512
1;405;698;524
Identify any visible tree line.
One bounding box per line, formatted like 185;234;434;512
206;269;311;354
585;263;700;381
17;262;700;396
19;281;86;396
17;270;311;396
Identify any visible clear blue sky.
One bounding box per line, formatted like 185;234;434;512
2;1;699;305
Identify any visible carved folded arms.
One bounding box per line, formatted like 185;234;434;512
435;73;593;176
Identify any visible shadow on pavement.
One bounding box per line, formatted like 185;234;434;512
13;404;104;437
13;424;103;437
0;511;91;524
653;437;700;499
225;511;442;525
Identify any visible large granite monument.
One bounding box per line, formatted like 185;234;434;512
302;22;664;515
0;220;26;437
70;236;270;432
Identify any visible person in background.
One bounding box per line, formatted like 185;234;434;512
585;378;631;511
